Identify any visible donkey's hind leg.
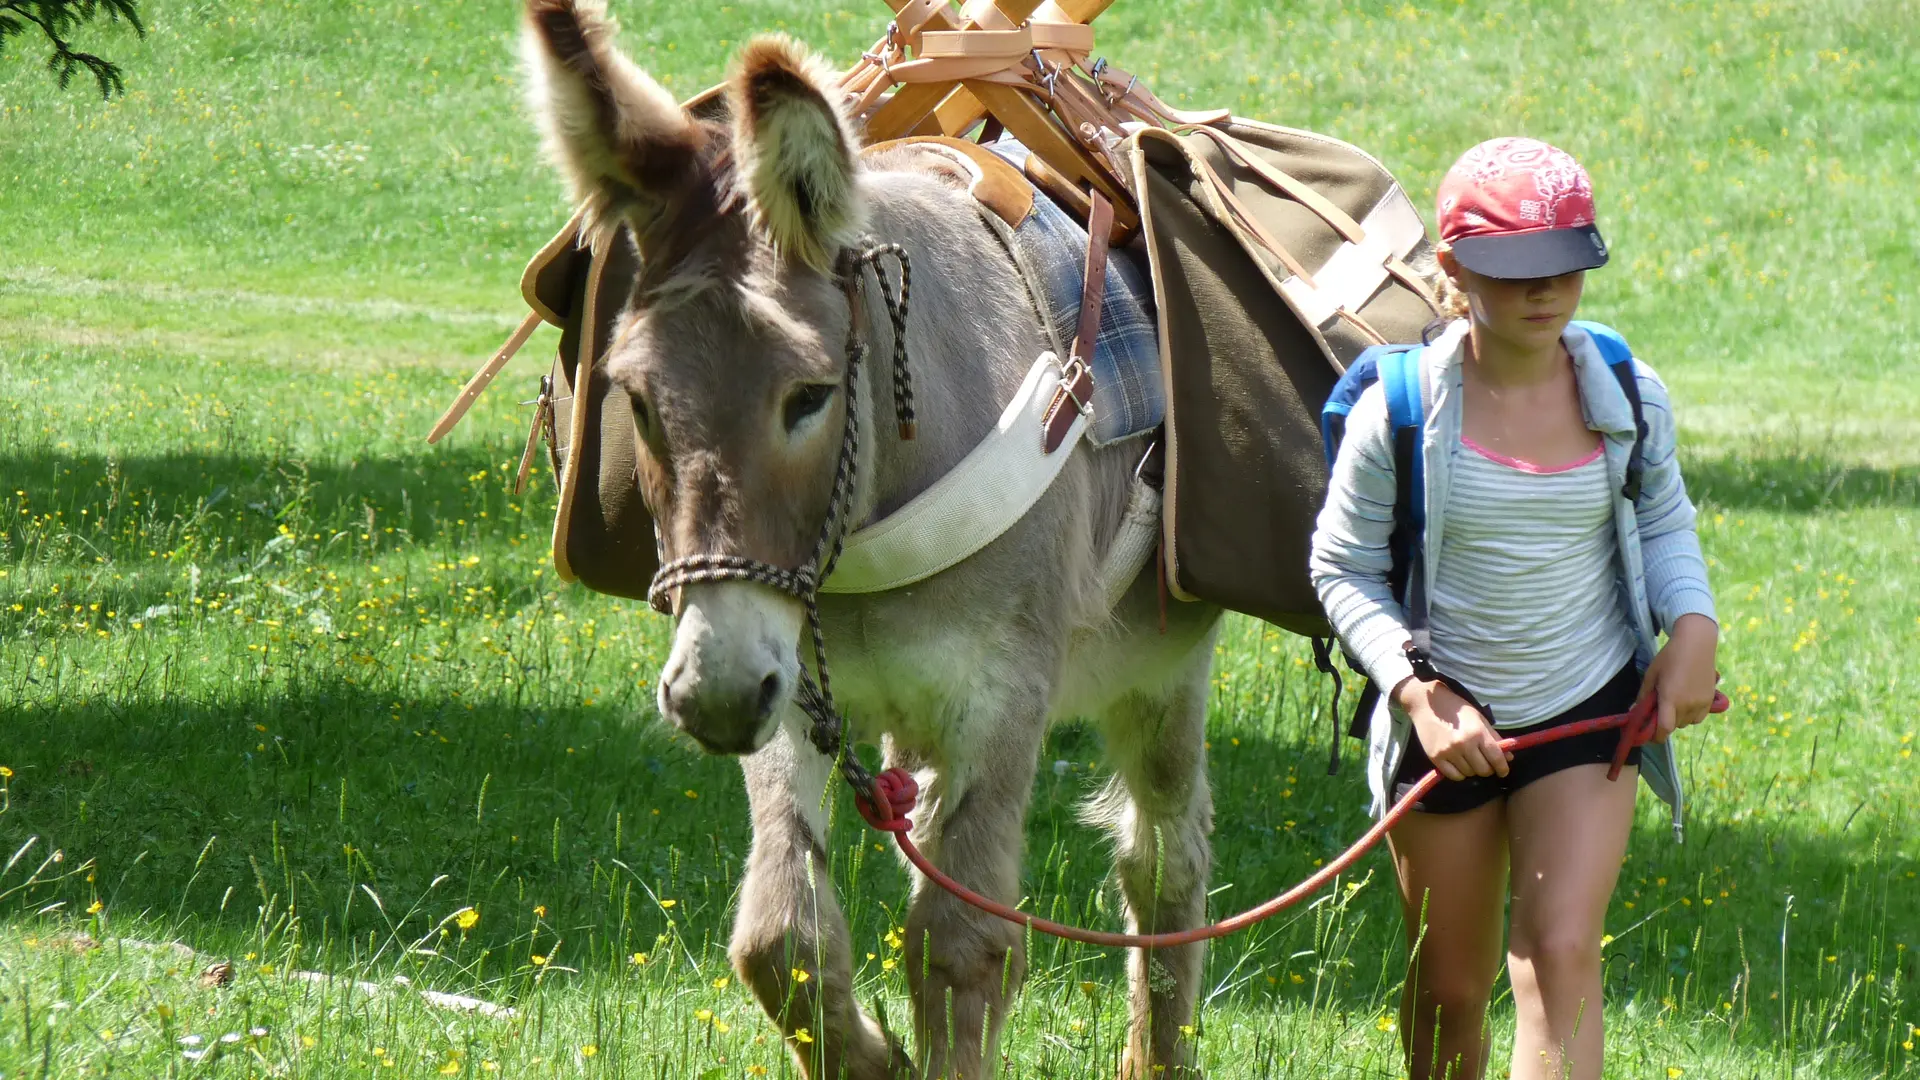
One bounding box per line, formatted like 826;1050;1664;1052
733;719;910;1080
1090;637;1218;1079
899;701;1048;1079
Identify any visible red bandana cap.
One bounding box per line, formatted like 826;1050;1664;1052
1436;137;1609;280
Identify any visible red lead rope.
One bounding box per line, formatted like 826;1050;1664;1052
855;690;1730;950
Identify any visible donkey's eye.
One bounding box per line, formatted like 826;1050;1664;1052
630;392;664;453
783;383;836;433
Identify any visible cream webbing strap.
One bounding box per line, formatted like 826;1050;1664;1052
1097;476;1161;612
820;352;1087;594
425;311;543;444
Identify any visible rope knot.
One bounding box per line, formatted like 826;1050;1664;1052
855;767;918;834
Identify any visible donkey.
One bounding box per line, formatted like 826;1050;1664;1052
523;2;1224;1075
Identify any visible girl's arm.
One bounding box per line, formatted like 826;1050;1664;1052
1627;361;1717;630
1311;381;1514;779
1310;384;1418;697
1627;360;1720;738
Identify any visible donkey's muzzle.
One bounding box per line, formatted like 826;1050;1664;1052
661;665;788;755
656;584;802;756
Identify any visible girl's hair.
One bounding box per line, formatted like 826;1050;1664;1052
1419;246;1472;342
1432;270;1471;320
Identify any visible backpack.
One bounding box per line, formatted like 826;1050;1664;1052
1310;320;1649;772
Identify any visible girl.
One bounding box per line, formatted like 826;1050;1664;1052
1310;138;1721;1080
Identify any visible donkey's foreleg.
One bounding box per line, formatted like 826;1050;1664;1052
899;708;1046;1079
733;720;910;1080
1091;659;1216;1079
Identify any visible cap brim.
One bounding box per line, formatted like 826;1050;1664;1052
1450;225;1610;280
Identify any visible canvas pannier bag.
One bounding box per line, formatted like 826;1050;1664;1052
1123;119;1440;637
525;220;662;601
514;92;736;602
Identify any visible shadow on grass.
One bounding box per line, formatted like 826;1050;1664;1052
1684;450;1918;512
0;683;743;970
2;445;534;548
4;674;1911;1047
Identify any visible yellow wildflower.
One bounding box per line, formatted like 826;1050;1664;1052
456;908;479;930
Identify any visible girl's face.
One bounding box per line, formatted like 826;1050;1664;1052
1443;252;1585;353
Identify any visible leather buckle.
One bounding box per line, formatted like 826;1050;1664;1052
1041;356;1094;454
1058;355;1093;414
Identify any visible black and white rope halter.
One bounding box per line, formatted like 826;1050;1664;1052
646;242;915;798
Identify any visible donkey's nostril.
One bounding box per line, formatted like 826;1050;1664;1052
756;671;785;720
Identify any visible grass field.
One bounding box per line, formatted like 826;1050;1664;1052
2;0;1918;1076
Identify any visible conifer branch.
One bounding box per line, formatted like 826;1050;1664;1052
0;0;146;99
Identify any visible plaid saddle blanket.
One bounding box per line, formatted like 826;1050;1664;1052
988;139;1162;447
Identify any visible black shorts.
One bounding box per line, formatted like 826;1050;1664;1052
1391;663;1642;815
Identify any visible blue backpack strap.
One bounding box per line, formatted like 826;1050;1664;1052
1320;345;1430;749
1377;346;1426;602
1572;320;1647;501
1321;347;1391;472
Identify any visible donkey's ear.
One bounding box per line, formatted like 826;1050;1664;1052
522;0;704;247
729;35;865;271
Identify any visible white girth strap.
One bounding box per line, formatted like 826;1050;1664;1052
822;352;1087;595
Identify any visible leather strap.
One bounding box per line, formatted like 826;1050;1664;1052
1070;192;1113;362
1091;61;1231;129
426;310;543;444
1042;191;1110;453
1188;125;1370;245
514;385;553;495
867;135;1035;228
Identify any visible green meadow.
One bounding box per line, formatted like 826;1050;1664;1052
2;0;1916;1076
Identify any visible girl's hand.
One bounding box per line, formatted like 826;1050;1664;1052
1394;676;1511;781
1638;613;1720;742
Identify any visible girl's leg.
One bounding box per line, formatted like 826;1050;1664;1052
1504;763;1638;1080
1387;800;1509;1080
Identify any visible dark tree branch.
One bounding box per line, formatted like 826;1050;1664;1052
0;0;146;98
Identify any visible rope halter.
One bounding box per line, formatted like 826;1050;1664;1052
645;242;915;797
